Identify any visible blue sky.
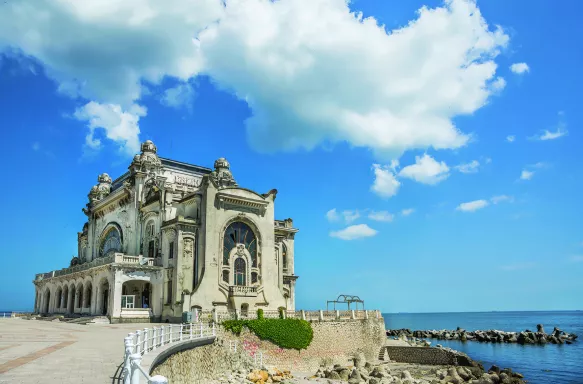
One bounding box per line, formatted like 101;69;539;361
0;0;582;313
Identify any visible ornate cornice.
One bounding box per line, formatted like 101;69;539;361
216;192;268;216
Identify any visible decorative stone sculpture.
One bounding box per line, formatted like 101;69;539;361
88;173;112;205
130;140;162;174
210;157;238;188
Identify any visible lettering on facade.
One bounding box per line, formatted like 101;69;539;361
175;175;201;188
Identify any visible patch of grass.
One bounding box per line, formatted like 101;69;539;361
223;318;314;350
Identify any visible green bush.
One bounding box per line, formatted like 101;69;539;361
257;308;264;320
222;318;313;350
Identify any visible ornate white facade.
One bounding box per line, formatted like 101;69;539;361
33;140;298;322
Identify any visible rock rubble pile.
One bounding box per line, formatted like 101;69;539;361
386;324;578;345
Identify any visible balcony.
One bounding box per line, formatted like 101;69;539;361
229;285;258;297
114;254;155;266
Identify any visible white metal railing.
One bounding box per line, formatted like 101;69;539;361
123;323;216;384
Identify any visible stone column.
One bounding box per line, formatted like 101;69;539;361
112;270;123;319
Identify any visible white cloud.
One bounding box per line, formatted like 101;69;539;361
506;135;515;143
326;208;361;223
490;76;506;92
510;62;529;75
342;210;361;224
161;82;196;110
490;195;514;204
500;262;536;271
371;164;401;198
399;154;450;185
0;0;509;157
368;211;394;222
330;224;378;240
73;102;145;155
456;199;488;212
455;160;480;174
536;128;568;141
520;170;534;180
326;208;340;222
401;208;415;216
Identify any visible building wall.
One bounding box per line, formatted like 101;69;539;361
217;318;386;372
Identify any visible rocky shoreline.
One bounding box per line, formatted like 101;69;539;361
386;324;578;345
211;351;527;384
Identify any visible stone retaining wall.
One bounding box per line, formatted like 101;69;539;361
150;339;254;384
217;318;386;372
384;346;473;366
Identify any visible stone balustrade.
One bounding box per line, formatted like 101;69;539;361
34;253;157;281
203;309;381;322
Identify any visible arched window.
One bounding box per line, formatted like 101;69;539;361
100;226;122;257
223;222;257;267
234;258;246;286
146;221;155;237
282;243;288;272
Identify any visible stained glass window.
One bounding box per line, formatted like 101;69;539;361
100;226;122;257
234;258;246;286
223;222;257;267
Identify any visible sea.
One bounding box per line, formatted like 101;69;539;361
383;311;583;384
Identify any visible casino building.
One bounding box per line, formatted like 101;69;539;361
33;140;298;322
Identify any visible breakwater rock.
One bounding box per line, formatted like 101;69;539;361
311;353;526;384
386;325;578;345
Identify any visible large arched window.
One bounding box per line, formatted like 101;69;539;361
223;222;257;267
99;226;122;257
234;258;246;286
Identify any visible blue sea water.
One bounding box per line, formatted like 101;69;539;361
383;311;583;384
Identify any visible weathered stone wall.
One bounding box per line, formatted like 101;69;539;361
151;340;254;384
384;346;473;366
217;318;386;372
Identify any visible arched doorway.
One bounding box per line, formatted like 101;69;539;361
63;285;69;313
84;282;92;310
121;281;150;309
43;289;51;314
68;284;75;313
100;280;110;316
55;287;63;312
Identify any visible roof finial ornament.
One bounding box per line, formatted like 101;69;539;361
130;139;162;173
210;157;238;189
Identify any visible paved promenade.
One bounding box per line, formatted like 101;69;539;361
0;318;149;384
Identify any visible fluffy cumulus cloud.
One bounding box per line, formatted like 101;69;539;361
330;224;378;240
326;208;340;222
506;135;515;143
0;0;509;156
490;195;514;204
73;102;146;155
456;199;488;212
510;62;529;75
326;208;361;223
401;208;415;216
368;210;394;222
455;160;480;174
399;154;450;185
520;170;534;180
161;82;197;110
371;164;401;198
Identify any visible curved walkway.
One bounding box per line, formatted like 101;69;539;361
0;318;149;384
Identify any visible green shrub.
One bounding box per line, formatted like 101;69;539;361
222;318;313;350
257;308;264;320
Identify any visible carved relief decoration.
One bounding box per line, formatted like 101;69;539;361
183;238;194;259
